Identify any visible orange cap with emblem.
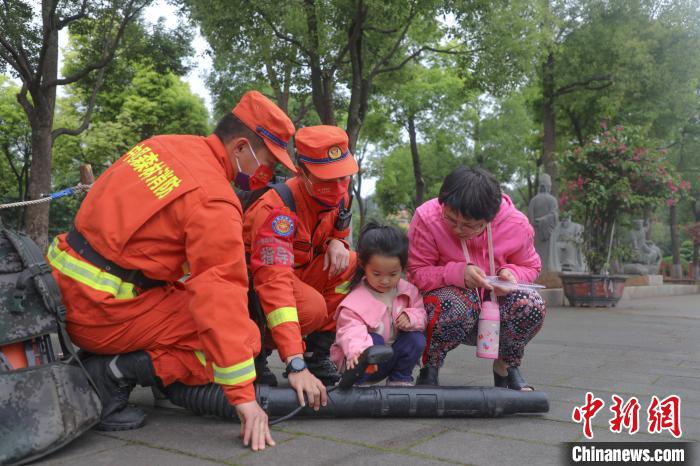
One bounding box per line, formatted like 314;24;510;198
232;91;297;173
294;125;359;180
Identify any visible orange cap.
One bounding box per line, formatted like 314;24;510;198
295;125;359;180
232;91;296;173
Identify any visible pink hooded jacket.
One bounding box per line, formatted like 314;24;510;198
330;279;427;368
407;195;541;293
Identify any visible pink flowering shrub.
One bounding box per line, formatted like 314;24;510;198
560;124;688;273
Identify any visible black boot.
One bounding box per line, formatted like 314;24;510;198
304;352;340;386
416;366;439;386
304;331;340;386
83;351;158;431
254;349;278;386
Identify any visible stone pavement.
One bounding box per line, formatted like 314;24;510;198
40;294;699;465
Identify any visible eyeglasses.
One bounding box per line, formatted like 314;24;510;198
441;210;486;234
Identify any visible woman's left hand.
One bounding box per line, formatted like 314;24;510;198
493;268;517;296
395;312;411;331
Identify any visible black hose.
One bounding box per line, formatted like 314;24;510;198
165;382;548;422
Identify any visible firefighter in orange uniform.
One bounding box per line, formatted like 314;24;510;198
47;91;294;451
243;125;358;395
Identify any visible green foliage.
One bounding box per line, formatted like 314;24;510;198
554;1;700;147
373;140;464;215
560;124;687;273
0;76;32;228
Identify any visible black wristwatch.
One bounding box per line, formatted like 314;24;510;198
285;357;307;375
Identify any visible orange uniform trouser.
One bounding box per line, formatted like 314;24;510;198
294;251;357;332
262;251;357;352
66;288;210;388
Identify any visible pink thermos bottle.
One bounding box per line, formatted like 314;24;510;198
476;300;500;359
476;223;499;359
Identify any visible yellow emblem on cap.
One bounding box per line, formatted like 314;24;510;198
327;146;343;160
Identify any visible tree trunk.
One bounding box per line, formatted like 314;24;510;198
304;0;336;125
23;123;53;251
542;51;558;197
22;3;59;250
670;203;682;279
407;115;424;207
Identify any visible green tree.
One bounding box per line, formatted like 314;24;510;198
374;58;468;207
0;76;32;229
50;64;210;234
0;0;152;248
536;0;700;195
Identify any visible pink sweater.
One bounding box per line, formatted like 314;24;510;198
407;195;541;292
330;279;427;368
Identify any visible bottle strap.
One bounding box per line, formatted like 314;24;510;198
460;223;496;302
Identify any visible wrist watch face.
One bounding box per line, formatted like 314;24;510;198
288;357;306;372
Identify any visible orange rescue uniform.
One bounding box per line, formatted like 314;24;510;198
242;177;356;360
48;134;260;405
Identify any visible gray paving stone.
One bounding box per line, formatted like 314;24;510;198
554;376;659;398
335;450;456;465
276;418;443;449
40;432;127;464
410;430;561;466
44;444;223;465
103;406;295;460
654;374;700;388
411;416;581;445
232;434;370;465
13;293;700;466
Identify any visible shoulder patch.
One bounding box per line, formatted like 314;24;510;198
271;215;295;237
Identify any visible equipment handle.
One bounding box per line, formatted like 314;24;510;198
337;345;394;389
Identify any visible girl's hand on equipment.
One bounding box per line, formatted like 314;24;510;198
346;354;360;370
395;312;411;331
464;264;492;290
235;400;275;451
324;239;350;277
493;268;517;296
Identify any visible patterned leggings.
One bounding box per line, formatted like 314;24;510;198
422;286;546;368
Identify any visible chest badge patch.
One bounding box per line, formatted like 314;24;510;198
271;215;295;236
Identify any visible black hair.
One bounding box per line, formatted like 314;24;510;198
349;221;409;290
438;166;502;222
213;113;265;150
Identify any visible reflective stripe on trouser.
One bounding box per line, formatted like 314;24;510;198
267;306;298;328
194;350;256;386
46;237;136;299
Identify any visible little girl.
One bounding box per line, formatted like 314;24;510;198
330;222;427;386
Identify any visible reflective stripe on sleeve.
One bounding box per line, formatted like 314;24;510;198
46;238;136;299
194;350;206;366
212;358;256;386
266;306;298;328
334;281;351;295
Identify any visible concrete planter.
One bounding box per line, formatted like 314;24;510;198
561;273;627;307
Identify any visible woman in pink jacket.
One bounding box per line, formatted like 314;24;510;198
408;166;545;390
331;223;427;386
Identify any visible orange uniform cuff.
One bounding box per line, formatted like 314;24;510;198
277;340;306;362
224;382;256;406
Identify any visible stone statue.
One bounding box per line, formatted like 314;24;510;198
623;219;663;274
557;214;586;272
528;174;560;272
